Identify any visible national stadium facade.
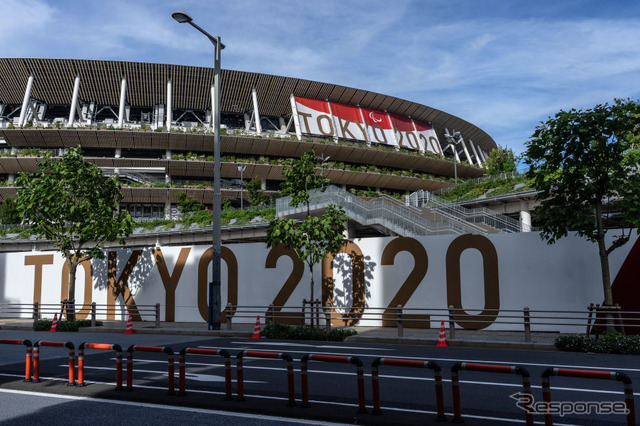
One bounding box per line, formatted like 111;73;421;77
0;58;495;220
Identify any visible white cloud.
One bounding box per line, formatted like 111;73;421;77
1;0;639;155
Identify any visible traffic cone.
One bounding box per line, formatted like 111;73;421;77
436;320;448;347
49;312;58;332
123;313;135;334
251;315;261;339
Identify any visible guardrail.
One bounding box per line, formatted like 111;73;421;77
126;345;175;395
542;367;636;426
77;343;123;389
452;362;533;424
220;302;640;339
406;189;522;233
371;357;445;421
4;338;636;424
33;340;75;385
0;301;160;326
276;185;481;236
3;300;639;338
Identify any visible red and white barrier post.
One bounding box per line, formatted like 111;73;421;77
235;350;295;406
371;357;445;421
451;362;533;425
126;345;175;395
0;339;33;382
33;341;76;386
542;367;636;426
77;343;123;389
300;354;366;413
178;348;232;399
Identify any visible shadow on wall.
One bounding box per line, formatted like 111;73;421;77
92;248;157;321
323;242;376;327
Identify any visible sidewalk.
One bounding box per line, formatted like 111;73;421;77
0;319;559;351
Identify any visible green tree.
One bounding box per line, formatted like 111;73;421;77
484;145;518;176
16;147;133;319
176;191;205;214
0;197;21;225
524;99;640;306
246;177;270;207
280;150;331;215
266;150;348;301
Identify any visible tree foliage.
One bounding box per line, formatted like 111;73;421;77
524;99;640;306
16;147;133;318
280;150;331;214
176;191;205;214
0;196;21;225
266;150;347;301
484;145;519;176
246;177;271;207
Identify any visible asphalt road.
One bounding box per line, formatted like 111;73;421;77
1;329;639;425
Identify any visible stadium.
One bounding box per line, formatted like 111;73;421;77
0;58;500;227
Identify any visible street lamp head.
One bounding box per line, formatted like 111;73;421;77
172;10;193;23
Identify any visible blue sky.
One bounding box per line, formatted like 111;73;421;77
2;0;640;154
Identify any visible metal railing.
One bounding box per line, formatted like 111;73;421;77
219;303;640;343
0;301;160;327
276;185;482;236
406;189;522;233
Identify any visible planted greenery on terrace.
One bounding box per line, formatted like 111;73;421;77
438;174;533;202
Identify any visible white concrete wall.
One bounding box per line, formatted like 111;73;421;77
1;231;636;331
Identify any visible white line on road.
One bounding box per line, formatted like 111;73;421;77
0;377;580;425
0;388;344;425
102;359;640;397
218;344;640;373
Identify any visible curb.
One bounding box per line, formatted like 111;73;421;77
345;335;558;351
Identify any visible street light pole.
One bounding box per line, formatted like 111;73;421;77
444;129;460;184
172;10;225;330
317;154;330;177
237;165;246;210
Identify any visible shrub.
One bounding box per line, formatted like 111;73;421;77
555;332;640;355
33;319;103;332
262;324;357;341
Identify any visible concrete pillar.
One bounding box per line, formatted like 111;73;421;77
166;149;172;160
343;221;356;240
165;173;171;184
251;88;262;134
468;139;483;167
520;210;532;232
7;173;16;183
68;75;80;127
115;148;121;158
18;75;34;127
279;117;286;132
117;77;127;128
261;179;267;191
164;201;172;220
289;94;302;140
166;80;172;131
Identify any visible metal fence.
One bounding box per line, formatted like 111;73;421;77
0;301;160;327
221;302;640;342
3;300;636;342
276;185;482;236
406;189;523;233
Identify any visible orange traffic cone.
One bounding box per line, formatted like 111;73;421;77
251;315;261;339
123;313;135;334
49;312;59;332
436;320;448;347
